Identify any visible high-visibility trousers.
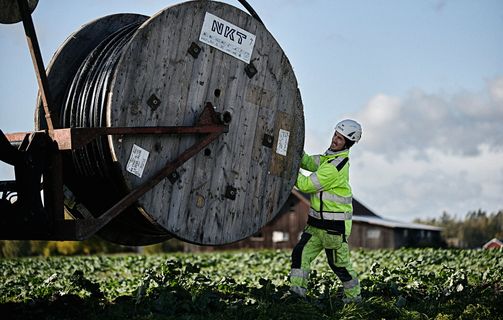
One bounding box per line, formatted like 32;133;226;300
290;225;361;298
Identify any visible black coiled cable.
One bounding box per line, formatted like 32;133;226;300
61;22;142;179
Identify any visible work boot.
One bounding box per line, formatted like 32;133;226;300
342;295;362;304
289;286;307;298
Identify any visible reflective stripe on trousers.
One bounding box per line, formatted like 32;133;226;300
290;268;309;279
290;225;361;299
343;278;359;289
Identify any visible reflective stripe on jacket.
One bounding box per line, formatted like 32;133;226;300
295;149;353;236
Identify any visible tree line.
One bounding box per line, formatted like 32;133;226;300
2;209;501;257
414;209;503;248
0;237;185;258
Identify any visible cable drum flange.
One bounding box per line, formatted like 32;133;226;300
36;14;171;246
60;19;172;245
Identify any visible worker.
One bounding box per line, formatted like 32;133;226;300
289;119;362;303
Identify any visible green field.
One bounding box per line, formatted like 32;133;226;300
0;248;501;319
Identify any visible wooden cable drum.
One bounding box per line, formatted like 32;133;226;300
36;0;304;246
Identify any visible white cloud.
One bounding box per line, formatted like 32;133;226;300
356;77;503;157
348;79;503;221
0;162;15;181
351;147;503;221
489;77;503;102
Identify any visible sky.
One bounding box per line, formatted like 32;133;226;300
1;0;502;223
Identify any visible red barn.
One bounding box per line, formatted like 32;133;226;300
482;238;503;249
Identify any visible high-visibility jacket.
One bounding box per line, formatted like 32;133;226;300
295;149;353;236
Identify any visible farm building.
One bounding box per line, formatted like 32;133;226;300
184;189;443;251
482;238;503;249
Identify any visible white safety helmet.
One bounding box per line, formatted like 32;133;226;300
335;119;362;143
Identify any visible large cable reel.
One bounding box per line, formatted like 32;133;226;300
36;1;305;246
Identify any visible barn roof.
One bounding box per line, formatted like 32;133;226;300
482;238;503;249
353;215;442;231
352;198;380;217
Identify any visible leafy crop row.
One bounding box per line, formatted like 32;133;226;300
0;248;501;319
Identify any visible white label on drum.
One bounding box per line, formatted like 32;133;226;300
276;129;290;156
126;144;149;178
199;12;256;64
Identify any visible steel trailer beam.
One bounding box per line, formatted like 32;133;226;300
0;103;228;241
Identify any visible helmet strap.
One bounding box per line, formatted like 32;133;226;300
344;137;355;149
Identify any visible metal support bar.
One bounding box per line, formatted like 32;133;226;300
5;125;228;150
6;103;229;151
17;0;56;133
56;125;227;150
